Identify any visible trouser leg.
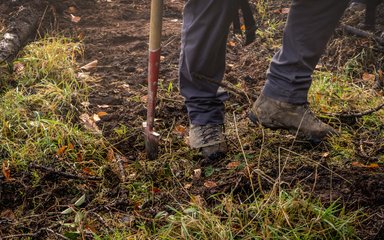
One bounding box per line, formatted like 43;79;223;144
179;0;236;125
233;4;241;33
240;0;256;32
262;0;349;104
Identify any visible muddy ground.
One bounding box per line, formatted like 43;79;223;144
1;0;384;239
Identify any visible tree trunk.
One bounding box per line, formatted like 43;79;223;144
0;1;45;63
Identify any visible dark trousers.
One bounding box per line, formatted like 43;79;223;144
180;0;349;125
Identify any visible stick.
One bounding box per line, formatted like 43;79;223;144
192;72;256;103
341;24;384;46
324;102;384;118
29;163;102;181
2;228;69;240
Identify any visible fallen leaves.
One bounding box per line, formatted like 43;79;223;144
352;162;380;169
203;181;217;188
226;161;240;170
2;161;11;181
80;60;98;71
174;125;187;137
273;7;290;14
70;14;81;23
56;143;75;156
97;111;108;117
79;113;101;133
193;169;202;179
362;72;375;82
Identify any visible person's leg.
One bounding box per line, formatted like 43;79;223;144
233;4;241;34
180;0;236;159
239;0;257;45
250;0;349;142
180;0;235;125
263;0;350;104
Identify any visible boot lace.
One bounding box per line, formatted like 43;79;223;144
199;125;223;145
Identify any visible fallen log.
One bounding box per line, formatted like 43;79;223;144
0;1;45;63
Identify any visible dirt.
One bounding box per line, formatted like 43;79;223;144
1;0;384;239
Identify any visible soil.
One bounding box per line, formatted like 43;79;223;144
1;0;384;239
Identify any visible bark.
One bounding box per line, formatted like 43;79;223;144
0;1;45;63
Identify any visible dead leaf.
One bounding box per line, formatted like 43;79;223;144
56;145;67;155
193;169;202;179
83;167;95;176
362;72;375;82
367;163;379;169
226;161;240;170
81;60;98;71
107;148;115;162
352;161;364;167
174;125;187;136
1;209;15;219
97;112;108;117
227;41;236;47
204;180;217;188
93;114;101;122
70;14;81;23
273;8;290;14
151;187;161;194
352;161;380;169
321;152;330;158
2;161;11;181
68;143;74;150
77;72;90;79
184;183;192;189
79;113;101;133
76;152;83;162
141;95;148;103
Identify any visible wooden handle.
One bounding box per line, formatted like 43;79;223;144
149;0;163;51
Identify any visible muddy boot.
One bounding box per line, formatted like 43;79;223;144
189;124;227;161
249;94;338;143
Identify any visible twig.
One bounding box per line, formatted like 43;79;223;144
115;154;127;182
29;163;102;181
192;72;255;103
2;233;36;239
341;24;384;46
323;102;384;118
2;228;69;240
43;228;70;240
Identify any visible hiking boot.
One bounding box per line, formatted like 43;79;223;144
249;94;338;143
189;124;227;161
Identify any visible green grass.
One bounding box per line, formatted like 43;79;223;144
97;189;358;240
0;37;108;172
